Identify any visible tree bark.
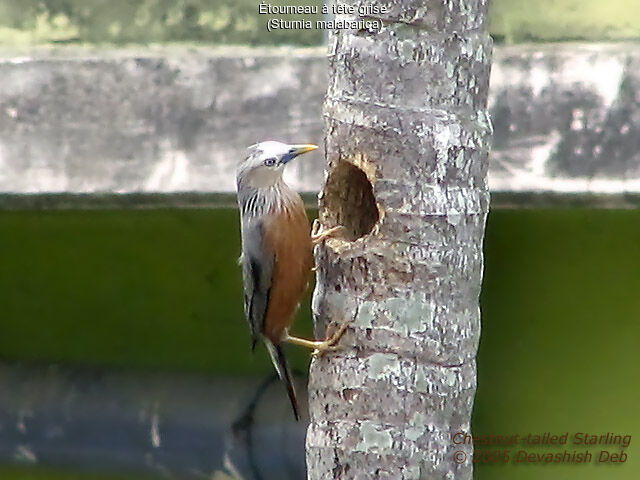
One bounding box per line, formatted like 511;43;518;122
307;1;493;479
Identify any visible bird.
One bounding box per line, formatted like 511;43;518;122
236;141;348;421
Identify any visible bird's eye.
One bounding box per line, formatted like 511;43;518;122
264;158;277;167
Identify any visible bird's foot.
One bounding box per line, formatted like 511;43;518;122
283;319;351;356
311;220;345;245
311;320;351;356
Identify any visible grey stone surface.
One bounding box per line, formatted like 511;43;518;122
0;43;639;198
0;46;327;195
490;43;640;194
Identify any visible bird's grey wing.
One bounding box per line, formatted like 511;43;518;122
239;219;274;347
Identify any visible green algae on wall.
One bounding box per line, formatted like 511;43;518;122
0;208;639;479
0;208;315;375
474;209;640;480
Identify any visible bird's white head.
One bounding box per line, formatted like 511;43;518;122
237;141;318;189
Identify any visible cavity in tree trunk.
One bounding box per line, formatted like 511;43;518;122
306;1;493;479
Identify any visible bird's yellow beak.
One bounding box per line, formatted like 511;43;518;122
281;144;318;164
290;144;318;156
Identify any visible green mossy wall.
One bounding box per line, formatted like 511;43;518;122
1;209;638;479
475;209;639;480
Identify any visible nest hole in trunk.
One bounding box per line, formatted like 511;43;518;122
323;160;379;241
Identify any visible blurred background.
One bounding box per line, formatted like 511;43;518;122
0;1;639;479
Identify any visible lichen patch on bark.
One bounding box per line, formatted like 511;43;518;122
355;421;394;453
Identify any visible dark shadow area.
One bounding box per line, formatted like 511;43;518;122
0;365;306;480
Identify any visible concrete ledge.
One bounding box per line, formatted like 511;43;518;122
3;192;640;210
1;43;640;205
0;191;315;210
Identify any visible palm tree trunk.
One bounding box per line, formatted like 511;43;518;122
307;1;493;478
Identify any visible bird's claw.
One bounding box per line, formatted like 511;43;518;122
311;320;351;356
311;218;322;238
311;345;339;356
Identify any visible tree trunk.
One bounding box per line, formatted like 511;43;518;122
307;1;493;479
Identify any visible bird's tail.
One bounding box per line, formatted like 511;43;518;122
265;340;300;421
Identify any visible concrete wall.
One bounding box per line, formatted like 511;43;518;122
490;43;640;193
0;46;326;195
1;43;639;198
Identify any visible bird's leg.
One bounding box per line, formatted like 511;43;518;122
283;320;351;356
310;224;344;270
311;219;345;245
